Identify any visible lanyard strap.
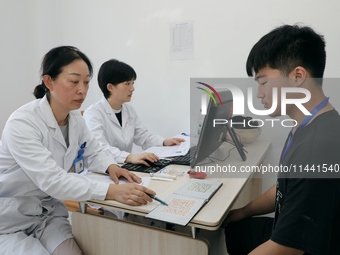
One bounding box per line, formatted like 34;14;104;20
274;97;330;231
280;97;329;165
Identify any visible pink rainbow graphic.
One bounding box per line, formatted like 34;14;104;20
196;82;223;106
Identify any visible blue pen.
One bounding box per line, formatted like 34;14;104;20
181;132;189;136
147;194;168;206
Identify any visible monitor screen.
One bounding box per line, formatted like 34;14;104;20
191;89;246;167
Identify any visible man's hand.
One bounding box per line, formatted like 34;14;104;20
222;208;247;227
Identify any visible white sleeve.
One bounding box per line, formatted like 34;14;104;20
132;107;165;150
84;108;130;163
3;116;110;201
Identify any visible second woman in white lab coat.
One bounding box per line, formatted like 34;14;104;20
83;59;184;166
0;46;155;255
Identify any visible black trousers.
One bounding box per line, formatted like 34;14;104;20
225;217;273;255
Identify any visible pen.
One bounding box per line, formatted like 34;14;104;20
150;173;177;180
147;193;168;206
151;177;173;182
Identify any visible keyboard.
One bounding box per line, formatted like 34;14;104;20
121;159;172;173
122;147;197;172
170;146;197;165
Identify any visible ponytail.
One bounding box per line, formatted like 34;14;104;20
33;82;48;99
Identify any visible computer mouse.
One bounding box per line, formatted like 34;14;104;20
187;170;207;179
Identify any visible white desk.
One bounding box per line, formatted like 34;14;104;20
72;139;270;255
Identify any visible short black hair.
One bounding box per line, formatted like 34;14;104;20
97;59;137;99
246;25;326;84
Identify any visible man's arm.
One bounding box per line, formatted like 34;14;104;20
243;184;277;216
249;239;304;255
223;184;276;226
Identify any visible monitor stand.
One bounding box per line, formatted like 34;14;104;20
226;124;247;161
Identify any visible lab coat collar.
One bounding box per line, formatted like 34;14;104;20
39;96;77;149
100;96;128;127
39;96;58;129
101;96;114;115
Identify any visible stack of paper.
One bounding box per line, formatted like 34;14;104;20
144;134;190;157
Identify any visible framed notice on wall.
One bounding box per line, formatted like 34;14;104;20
170;21;194;60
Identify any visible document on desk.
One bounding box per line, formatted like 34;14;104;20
85;173;150;187
144;134;190;157
145;179;222;226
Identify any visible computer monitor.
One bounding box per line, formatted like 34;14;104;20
191;89;247;167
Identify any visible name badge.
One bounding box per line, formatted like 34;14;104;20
73;142;86;174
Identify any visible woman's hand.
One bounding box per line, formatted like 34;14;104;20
125;152;159;166
106;164;141;184
163;138;185;146
106;183;156;206
105;164;157;205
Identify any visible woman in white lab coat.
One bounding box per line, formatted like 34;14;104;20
83;59;184;166
0;46;155;255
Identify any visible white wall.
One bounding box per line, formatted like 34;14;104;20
1;0;340;193
0;1;40;130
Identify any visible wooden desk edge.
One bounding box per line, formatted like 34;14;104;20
80;140;271;231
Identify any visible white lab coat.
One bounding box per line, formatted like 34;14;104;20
0;96;116;254
83;96;164;163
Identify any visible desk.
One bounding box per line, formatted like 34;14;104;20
72;139;270;255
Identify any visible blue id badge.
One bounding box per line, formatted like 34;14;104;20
73;142;86;174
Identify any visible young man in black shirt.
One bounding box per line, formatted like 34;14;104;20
224;25;340;255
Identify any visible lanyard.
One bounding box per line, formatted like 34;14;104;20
274;97;329;230
280;97;329;165
73;142;87;174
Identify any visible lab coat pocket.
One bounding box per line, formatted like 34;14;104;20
0;197;36;234
0;197;14;208
41;197;68;218
0;198;15;232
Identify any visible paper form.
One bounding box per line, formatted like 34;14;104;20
144;134;190;157
170;21;194;60
146;179;222;226
146;193;206;226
